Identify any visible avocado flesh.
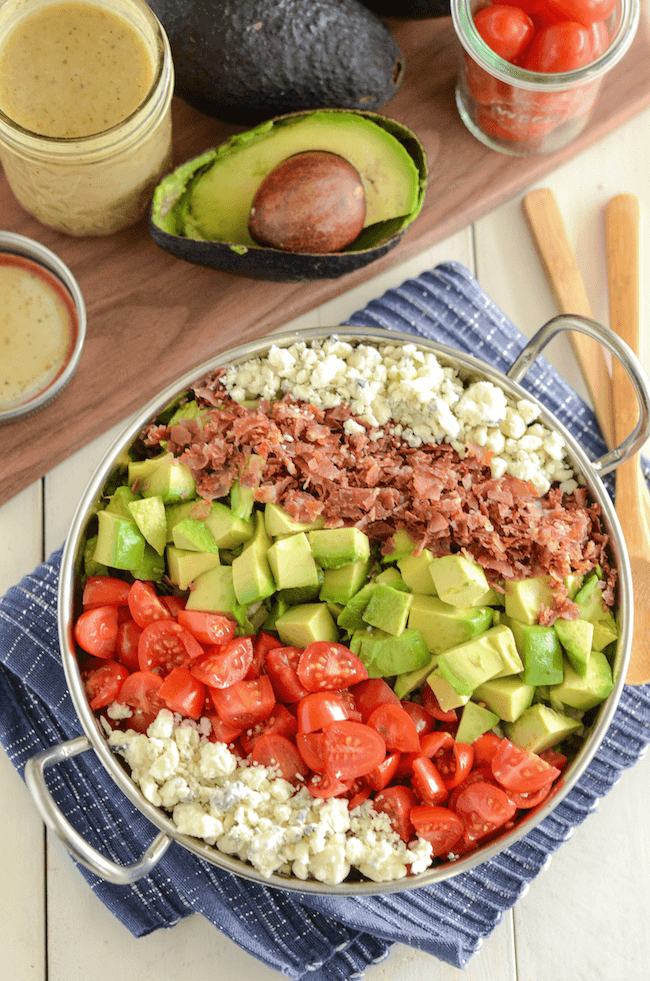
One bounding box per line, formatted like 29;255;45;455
187;113;420;247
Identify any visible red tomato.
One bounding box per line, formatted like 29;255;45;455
266;646;311;703
505;782;555;808
82;576;131;609
545;0;617;27
399;700;435;736
586;20;610;58
475;103;558;142
209;675;275;728
74;605;119;658
505;0;563;28
83;657;130;710
118;670;166;733
306;770;353;799
158;666;206;719
474;4;535;62
177;609;237;646
348;678;401;723
161;594;186;618
491;739;561;792
206;712;244;744
347;783;372;810
524;21;594;72
297;691;351;733
321;720;386;781
190;637;254;689
411;756;448;806
472;732;504;766
447;766;499;812
453;780;517;841
138;619;204;675
239;703;298;754
373;785;418;842
419;730;454;758
251;733;309;785
436;741;474;791
539;748;568;770
296;730;326;772
248;630;285;678
365;751;401;792
297;641;368;692
128;580;173;628
421;683;458;723
366;703;421;754
115;619;143;672
410;805;465;857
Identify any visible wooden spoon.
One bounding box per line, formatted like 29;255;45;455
605;194;650;686
524;188;650;685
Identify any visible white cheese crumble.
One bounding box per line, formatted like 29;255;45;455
108;709;433;885
222;337;576;497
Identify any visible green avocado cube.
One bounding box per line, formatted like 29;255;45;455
350;626;430;678
455;701;500;744
397;549;438;595
204;500;254;549
554;617;594;677
550;650;614;711
171;516;220;555
275;603;339;647
166;544;220;591
429;554;492;608
362;583;414;636
574;571;609;623
504;703;582;754
186;564;242;616
504;616;563;685
319;559;370;606
591;615;619;652
474;675;535;723
504;576;554;625
267;532;320;591
436;624;521;697
165;500;203;542
426;668;471;711
105;484;141;518
127;495;167;556
308;527;370;569
380;527;418;564
407;594;494;656
141;457;196;504
93;510;146;571
232;512;276;605
393;653;438;700
130;543;166;582
264;502;326;536
127;452;173;488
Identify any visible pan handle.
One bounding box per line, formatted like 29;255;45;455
507;314;650;477
24;735;172;884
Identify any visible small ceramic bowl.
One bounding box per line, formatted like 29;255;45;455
0;232;86;425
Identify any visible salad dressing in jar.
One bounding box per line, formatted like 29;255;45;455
0;0;173;235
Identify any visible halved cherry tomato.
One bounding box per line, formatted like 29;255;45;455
346;782;372;810
248;630;285;679
453;780;517;841
296;731;326;772
524;21;594;72
305;770;353;799
373;785;418;842
161;594;186;618
118;670;166;733
474;4;535;62
447;766;499;812
205;712;244;744
177;609;237;646
239;703;298;754
399;700;435;736
505;782;555;809
365;751;401;792
251;732;309;785
82;576;131;609
491;738;561;793
539;748;568;770
472;732;504;766
348;678;401;723
208;674;275;728
297;641;368;692
411;756;448;806
266;646;310;703
83;657;130;710
115;619;143;672
436;741;474;791
190;637;254;689
138;619;204;675
297;691;351;733
128;580;173;628
546;0;617;27
158;666;206;719
321;720;386;781
421;683;458;723
74;605;119;658
410;805;465;857
367;702;421;753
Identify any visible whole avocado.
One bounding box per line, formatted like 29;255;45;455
147;0;405;125
357;0;450;17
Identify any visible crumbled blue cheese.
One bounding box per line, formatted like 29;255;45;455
223;337;576;496
108;709;434;885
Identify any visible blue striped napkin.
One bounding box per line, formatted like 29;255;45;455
1;262;649;980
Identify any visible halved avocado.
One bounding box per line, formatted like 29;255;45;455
148;109;428;283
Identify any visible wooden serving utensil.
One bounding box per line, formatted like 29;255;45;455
524;187;650;685
605;194;650;686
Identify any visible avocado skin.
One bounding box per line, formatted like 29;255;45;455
147;0;405;125
357;0;450;17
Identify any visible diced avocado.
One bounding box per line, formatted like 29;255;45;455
550;650;614;711
426;668;471;711
473;675;535;723
350;626;430;678
105;485;141;518
503;616;563;686
337;581;377;632
407;594;494;656
93;510;146;571
141;457;196;504
168;399;205;426
185;564;244;617
204;500;255;548
554;617;593;677
262;595;291;631
564;573;584;600
455;701;500;744
393;653;438;700
166;544;221;591
264;502;326;536
574;571;609;623
436;624;521;697
267;532;320;591
308;527;370;569
165;500;203;542
127;452;173;488
374;567;410;589
489;623;525;678
275;603;339;646
171;516;220;555
398;549;438;595
380;527;418;563
230;480;256;522
504;703;582;754
591;614;619;652
232;511;276;605
319;559;370;606
429;554;491;609
83;535;108;577
127;495;167;556
362;583;414;636
130;543;166;582
504;576;554;625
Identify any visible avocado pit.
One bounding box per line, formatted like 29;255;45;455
248;151;366;254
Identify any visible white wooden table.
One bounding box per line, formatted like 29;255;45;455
2;100;650;981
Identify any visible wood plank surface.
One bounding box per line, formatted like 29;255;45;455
2;12;650;508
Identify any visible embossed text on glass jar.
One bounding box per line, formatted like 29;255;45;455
0;0;173;235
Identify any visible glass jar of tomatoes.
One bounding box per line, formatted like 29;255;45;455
451;0;639;155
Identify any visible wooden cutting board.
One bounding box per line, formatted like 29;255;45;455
2;13;650;508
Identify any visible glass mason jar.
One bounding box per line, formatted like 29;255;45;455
451;0;640;156
0;0;174;235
